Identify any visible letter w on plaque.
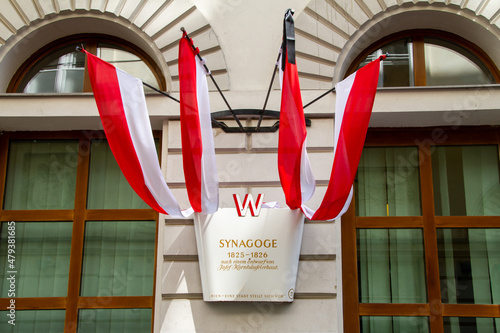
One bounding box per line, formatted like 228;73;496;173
233;193;264;217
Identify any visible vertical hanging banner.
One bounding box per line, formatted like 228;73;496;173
178;31;219;213
194;195;304;302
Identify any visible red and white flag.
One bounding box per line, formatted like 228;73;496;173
178;31;219;213
278;10;383;220
83;44;218;217
304;56;383;220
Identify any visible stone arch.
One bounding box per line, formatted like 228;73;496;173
335;4;500;81
0;1;228;92
293;0;500;86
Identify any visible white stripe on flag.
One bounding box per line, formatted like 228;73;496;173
196;57;219;213
300;137;315;203
331;73;356;219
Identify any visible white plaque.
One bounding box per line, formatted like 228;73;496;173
194;208;304;302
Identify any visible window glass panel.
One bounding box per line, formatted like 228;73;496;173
357;39;413;87
432;145;500;216
444;317;500;332
0;222;72;297
0;310;65;332
425;38;495;86
358;229;427;303
4;140;79;210
354;34;497;87
19;43;85;93
87;140;151;209
356;147;421;216
438;228;500;304
80;221;155;296
97;43;159;90
360;316;430;333
78;308;151;333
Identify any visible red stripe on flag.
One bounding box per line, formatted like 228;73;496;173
311;58;380;220
278;52;307;210
85;51;167;214
179;35;203;212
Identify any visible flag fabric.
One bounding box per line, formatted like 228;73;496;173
278;9;316;211
277;9;383;221
178;32;219;213
306;56;383;220
83;46;217;217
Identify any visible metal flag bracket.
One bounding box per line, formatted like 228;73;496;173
178;22;388;134
79;24;388;134
179;24;313;134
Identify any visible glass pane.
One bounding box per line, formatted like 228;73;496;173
425;38;495;86
438;228;500;304
80;221;155;296
78;308;152;333
4;140;79;210
356;147;421;216
97;43;159;90
444;317;500;332
360;316;429;333
0;222;72;297
358;229;427;303
358;38;413;87
432;145;500;216
19;43;85;93
87;140;151;209
0;310;65;332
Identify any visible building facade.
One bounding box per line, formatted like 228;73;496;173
0;0;499;332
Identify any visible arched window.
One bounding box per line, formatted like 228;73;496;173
348;30;500;87
8;34;166;93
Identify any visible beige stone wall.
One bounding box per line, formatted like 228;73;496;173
155;118;342;332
